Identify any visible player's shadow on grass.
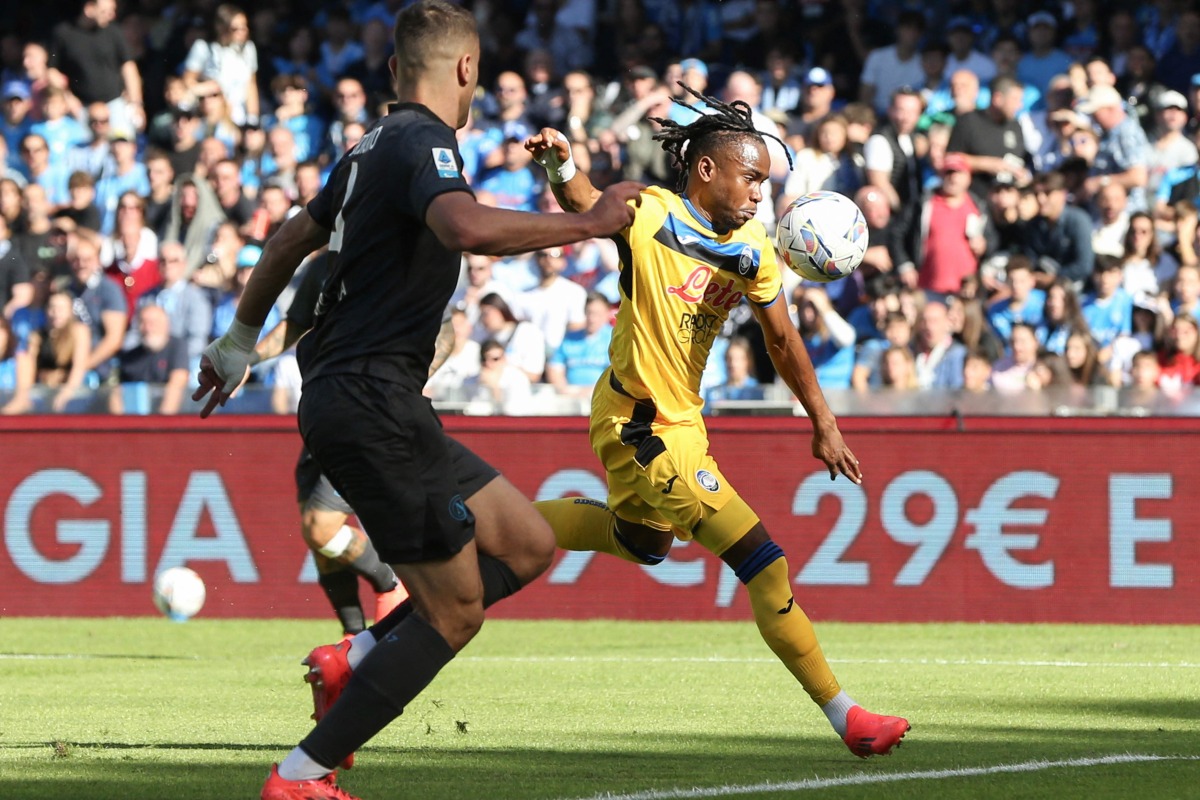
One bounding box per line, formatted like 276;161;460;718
974;695;1200;725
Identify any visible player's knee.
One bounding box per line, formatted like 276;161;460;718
425;598;485;650
300;507;342;549
614;519;673;565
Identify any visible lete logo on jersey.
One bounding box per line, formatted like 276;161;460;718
666;265;745;310
432;148;460;178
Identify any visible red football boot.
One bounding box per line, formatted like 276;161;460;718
261;764;359;800
842;706;911;758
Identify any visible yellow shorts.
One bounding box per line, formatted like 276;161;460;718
589;370;759;556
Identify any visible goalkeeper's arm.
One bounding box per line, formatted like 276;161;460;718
525;128;603;215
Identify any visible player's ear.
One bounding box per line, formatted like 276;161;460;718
695;154;716;183
457;52;473;88
388;54;398;84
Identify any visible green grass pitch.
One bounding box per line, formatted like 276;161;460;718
1;618;1197;799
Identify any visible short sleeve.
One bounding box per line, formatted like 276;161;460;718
399;120;473;220
863;134;894;173
746;226;783;307
245;41;258;74
184;39;209;75
101;280;126;315
166;337;189;371
306;154;350;230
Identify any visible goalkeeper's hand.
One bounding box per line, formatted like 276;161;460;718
193;319;261;418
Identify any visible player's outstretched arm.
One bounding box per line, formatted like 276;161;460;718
525;128;603;214
426;181;641;257
752;298;863;484
193;210;331;418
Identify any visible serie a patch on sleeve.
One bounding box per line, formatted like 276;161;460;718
432;147;460;178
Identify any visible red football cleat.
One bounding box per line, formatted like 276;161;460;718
842;706;911;758
261;764;360;800
303;640;356;769
372;583;408;624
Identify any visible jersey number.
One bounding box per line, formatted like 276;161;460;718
328;161;359;254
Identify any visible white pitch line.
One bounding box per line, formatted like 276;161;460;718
562;753;1200;800
457;655;1200;669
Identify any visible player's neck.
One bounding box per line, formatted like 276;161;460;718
397;80;461;129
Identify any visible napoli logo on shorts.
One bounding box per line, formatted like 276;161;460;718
695;469;720;492
448;494;469;521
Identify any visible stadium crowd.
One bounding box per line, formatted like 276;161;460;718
2;0;1200;414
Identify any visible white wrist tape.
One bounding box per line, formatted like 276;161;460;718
225;318;262;352
533;132;577;184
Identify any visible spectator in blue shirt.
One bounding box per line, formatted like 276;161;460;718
796;285;856;389
1017;13;1073;98
705;335;765;409
477;138;539;213
988;256;1047;346
547;292;613;397
1077;84;1151;212
1081;256;1133;352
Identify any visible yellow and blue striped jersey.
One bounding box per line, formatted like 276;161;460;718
608;186;783;424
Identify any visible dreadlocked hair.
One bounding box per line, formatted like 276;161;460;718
650;83;792;192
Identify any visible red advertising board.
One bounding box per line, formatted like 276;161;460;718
0;416;1197;623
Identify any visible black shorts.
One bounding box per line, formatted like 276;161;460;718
298;374;499;564
295;440;498;516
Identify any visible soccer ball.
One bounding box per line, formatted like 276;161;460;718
153;567;207;622
776;191;869;283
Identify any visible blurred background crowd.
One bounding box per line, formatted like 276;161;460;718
3;0;1200;415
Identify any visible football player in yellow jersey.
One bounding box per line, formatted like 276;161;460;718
526;86;910;758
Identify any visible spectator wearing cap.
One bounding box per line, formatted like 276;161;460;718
1148;90;1198;195
48;0;145;134
760;47;803;117
859;10;926;114
182;4;259;128
788;67;836;143
1156;9;1200;95
896;153;986;295
2;81;34;162
1024;171;1094;290
1077;84;1151;212
945;17;996;84
669;59;710;125
1017;12;1073;98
